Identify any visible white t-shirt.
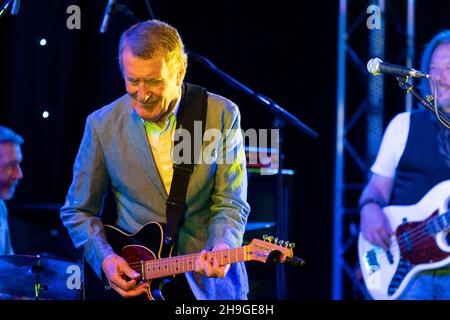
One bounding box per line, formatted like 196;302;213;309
371;112;411;178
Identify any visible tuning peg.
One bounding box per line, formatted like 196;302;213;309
279;240;284;246
262;234;269;241
288;243;296;249
283;241;289;248
274;237;279;244
267;236;274;243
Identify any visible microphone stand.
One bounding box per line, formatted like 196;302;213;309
188;50;316;300
100;2;141;31
396;76;450;127
122;3;317;299
0;0;13;19
113;4;141;23
118;3;319;135
396;76;434;111
188;50;318;140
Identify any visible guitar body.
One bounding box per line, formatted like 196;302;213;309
83;222;195;300
358;180;450;300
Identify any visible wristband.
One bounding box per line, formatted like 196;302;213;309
358;198;387;212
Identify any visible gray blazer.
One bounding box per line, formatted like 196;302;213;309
0;200;14;255
60;90;250;300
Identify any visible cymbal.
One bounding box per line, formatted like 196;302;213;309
0;255;81;300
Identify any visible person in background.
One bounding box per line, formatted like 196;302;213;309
0;125;24;255
359;30;450;299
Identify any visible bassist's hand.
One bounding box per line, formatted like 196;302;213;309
360;203;394;251
102;253;149;298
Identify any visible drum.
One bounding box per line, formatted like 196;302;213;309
0;254;82;300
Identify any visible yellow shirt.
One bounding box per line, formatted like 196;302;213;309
143;99;181;195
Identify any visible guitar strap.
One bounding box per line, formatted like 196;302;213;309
165;82;208;245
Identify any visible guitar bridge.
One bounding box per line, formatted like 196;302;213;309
362;249;380;275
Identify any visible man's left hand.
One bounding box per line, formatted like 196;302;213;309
194;243;231;278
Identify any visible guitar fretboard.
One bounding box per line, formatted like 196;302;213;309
142;247;248;280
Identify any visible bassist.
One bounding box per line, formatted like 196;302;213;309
359;30;450;299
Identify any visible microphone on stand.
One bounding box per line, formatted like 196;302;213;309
100;0;116;33
367;57;429;79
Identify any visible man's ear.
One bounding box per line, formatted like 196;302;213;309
176;66;187;86
176;56;188;86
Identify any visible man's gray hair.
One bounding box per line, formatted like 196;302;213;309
118;19;187;74
0;125;24;145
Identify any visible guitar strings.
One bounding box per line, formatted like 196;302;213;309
126;249;237;267
126;253;199;268
126;249;244;273
376;230;447;266
373;212;449;258
369;234;435;266
394;212;449;252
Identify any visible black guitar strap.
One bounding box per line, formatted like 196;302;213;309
165;82;208;245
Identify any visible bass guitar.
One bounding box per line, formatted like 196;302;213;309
358;180;450;300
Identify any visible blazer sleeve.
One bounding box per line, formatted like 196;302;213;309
206;103;251;250
60;116;114;279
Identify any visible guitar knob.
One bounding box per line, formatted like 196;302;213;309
267;236;274;243
263;234;269;241
284;241;289;248
279;240;284;246
274;238;279;244
288;243;296;249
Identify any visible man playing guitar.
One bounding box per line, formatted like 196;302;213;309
359;30;450;300
60;20;250;300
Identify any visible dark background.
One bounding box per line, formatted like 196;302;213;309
0;0;449;299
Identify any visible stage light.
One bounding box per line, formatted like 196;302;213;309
39;38;47;46
42;111;49;119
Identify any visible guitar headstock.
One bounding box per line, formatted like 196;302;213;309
247;235;295;264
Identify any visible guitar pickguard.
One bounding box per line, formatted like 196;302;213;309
396;212;450;265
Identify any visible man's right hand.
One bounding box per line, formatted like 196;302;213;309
360;203;394;251
101;253;149;299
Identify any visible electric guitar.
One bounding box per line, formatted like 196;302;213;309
358;180;450;300
83;221;301;300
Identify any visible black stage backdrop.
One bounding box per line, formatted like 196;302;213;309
1;0;449;300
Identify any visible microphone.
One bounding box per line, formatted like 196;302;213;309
367;57;429;79
11;0;21;15
100;0;116;33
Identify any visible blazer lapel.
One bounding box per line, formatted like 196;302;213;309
125;102;167;200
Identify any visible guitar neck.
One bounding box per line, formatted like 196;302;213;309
428;210;450;234
143;246;249;280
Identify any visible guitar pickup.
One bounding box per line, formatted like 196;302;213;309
362;249;380;275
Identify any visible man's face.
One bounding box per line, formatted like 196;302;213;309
430;43;450;113
0;143;23;200
121;46;185;122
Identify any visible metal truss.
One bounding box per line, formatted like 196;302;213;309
332;0;416;300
